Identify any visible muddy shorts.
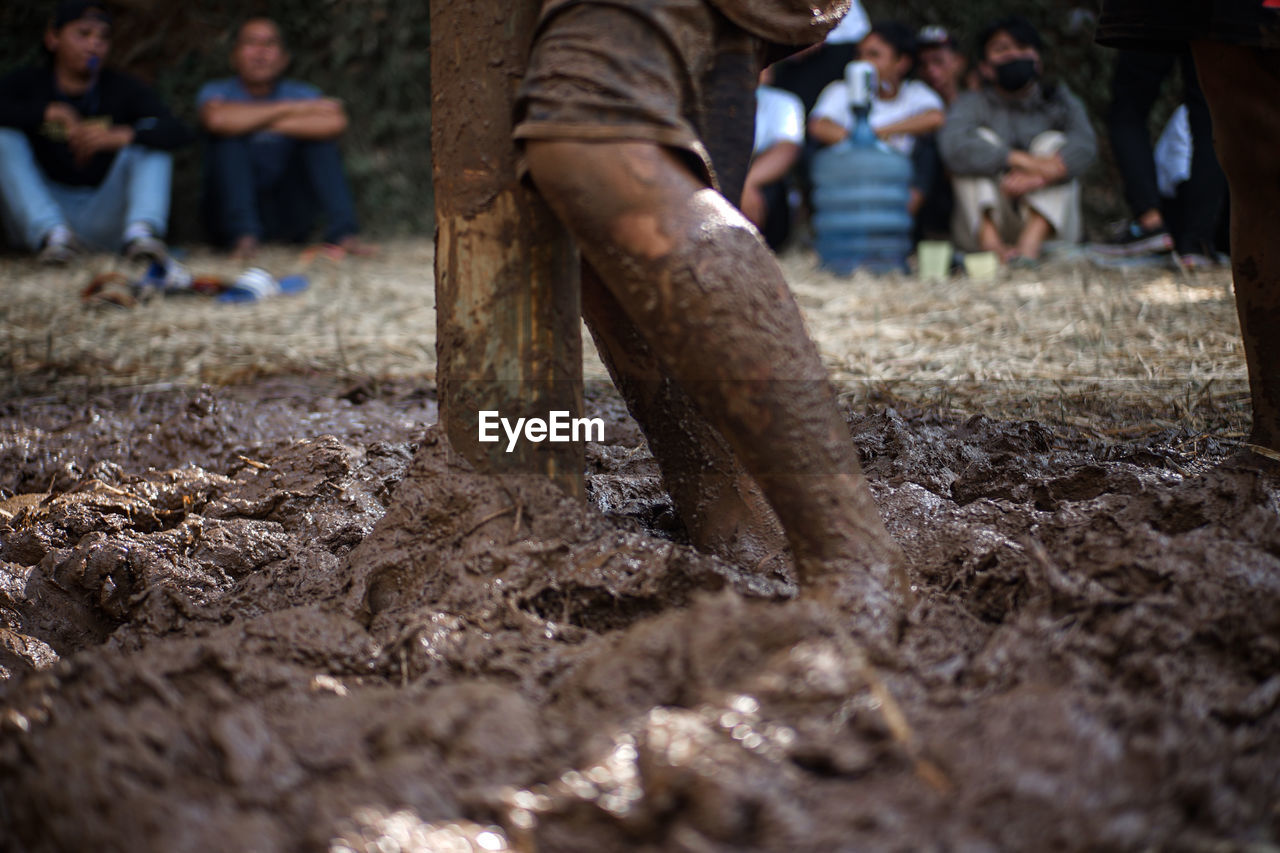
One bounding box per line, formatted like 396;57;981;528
1096;0;1280;50
513;0;760;201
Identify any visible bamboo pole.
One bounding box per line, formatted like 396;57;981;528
429;2;584;497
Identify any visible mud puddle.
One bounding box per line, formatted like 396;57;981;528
1;376;1277;851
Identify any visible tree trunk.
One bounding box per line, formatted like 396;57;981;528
430;1;583;497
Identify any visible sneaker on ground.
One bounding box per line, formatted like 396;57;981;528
37;227;78;265
1094;220;1174;256
123;232;169;264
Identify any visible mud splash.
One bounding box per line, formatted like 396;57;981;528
1;378;1277;850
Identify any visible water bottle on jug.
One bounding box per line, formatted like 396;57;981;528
811;61;914;274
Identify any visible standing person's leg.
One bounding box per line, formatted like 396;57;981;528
202;135;263;249
1174;51;1227;259
527;139;906;607
1192;41;1280;454
581;262;789;572
298;140;360;244
518;1;906;613
1106;50;1176;241
0;128;71;251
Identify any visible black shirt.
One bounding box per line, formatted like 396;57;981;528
0;65;192;187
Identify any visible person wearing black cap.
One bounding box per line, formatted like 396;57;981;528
915;26;976;108
937;15;1096;265
912;26;978;242
0;0;192;264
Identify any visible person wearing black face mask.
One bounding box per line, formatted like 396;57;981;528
937;16;1096;265
993;57;1038;92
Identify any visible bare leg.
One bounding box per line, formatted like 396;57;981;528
526;139;906;605
1193;41;1280;454
977;214;1011;259
1014;210;1054;260
581;262;789;571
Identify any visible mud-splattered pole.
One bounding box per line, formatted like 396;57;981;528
430;1;584;497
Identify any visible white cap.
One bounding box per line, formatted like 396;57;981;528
826;1;870;44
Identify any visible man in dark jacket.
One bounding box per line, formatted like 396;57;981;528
0;0;192;263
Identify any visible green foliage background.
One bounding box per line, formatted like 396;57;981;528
0;0;432;243
1;1;1187;242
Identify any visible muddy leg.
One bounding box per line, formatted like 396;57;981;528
1192;42;1280;455
581;262;788;573
526;140;906;606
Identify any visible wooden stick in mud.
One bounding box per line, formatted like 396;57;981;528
430;0;584;497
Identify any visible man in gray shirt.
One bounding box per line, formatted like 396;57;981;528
938;16;1096;265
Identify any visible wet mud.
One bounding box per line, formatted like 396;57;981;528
1;378;1278;851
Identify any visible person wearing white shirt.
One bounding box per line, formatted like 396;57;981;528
808;21;945;222
743;68;805;248
808;22;944;157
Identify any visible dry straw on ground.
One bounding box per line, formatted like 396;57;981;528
0;239;1249;438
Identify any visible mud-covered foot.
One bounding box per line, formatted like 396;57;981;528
1219;444;1280;481
682;471;792;579
797;549;913;641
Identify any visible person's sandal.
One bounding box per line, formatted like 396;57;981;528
80;272;137;308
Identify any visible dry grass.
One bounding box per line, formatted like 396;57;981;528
0;238;1249;437
779;248;1248;436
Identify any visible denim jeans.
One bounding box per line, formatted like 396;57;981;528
201;134;359;246
0;127;172;251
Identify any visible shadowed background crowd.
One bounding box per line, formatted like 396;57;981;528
0;0;1226;271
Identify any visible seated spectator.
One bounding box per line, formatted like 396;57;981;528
808;21;945;223
198;18;367;259
913;25;978;240
809;22;944;157
938;16;1096;264
0;0;191;264
743;66;805;250
916;25;977;107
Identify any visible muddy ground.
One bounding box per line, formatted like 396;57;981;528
1;245;1278;851
1;374;1277;851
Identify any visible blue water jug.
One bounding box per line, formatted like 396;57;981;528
811;62;914;274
